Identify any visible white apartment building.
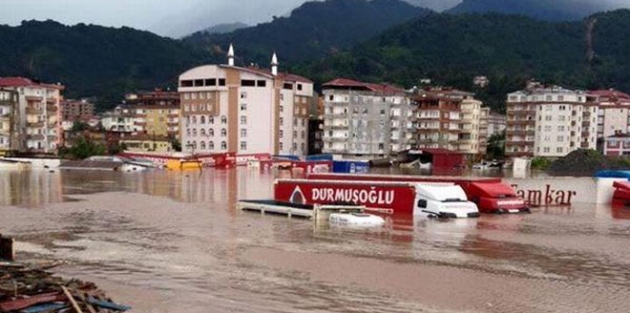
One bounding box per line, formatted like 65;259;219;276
0;77;63;154
487;112;506;137
178;46;313;156
459;97;484;155
321;78;412;158
506;85;597;158
590;89;630;139
0;89;18;154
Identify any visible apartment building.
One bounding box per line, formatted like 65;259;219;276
589;89;630;139
321;78;411;158
0;89;18;155
101;105;180;138
487;112;507;137
506;84;597;158
61;99;95;122
0;77;64;154
408;87;486;156
178;46;313;156
479;107;490;155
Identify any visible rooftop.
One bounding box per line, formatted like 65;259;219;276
0;77;64;90
323;78;405;94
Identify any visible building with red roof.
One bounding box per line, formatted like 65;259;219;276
321;78;412;158
0;77;64;154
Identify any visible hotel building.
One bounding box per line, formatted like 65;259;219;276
178;46;313;156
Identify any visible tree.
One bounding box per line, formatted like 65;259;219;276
486;131;505;160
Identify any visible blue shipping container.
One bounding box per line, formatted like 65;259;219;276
333;160;370;173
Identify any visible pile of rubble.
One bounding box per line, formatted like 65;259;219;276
0;262;131;313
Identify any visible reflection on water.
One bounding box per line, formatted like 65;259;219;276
1;168;630;313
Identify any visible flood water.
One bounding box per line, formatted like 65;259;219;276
1;169;630;313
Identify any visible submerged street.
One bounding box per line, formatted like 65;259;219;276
1;169;629;313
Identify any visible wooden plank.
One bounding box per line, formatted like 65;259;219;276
76;294;97;313
61;286;83;313
0;292;61;312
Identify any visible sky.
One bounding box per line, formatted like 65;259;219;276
1;0;628;38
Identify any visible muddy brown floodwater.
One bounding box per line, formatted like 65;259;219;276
1;169;630;313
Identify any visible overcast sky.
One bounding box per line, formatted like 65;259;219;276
1;0;628;38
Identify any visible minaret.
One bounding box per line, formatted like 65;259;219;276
227;44;234;66
271;52;278;76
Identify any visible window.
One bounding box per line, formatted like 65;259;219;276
221;128;227;137
329;95;334;101
279;130;283;138
256;80;266;87
301;119;305;127
205;79;216;86
293;131;297;138
201;129;206;136
557;147;563;153
283;83;293;90
557;136;564;142
240;116;247;125
191;93;197;100
280;142;284;150
218;78;226;86
380;109;386;115
192;116;197;124
558;95;564;102
192;129;197;136
301;131;305;139
241;80;256;87
558;126;565;131
545;116;552;121
240;141;247;150
180;80;193;87
221;141;227;149
297;84;303;91
546;105;552;111
240;103;247;111
544;147;550;153
209;141;214;150
200;141;206;150
280;105;284;112
200;116;206;124
209;129;214;137
240;129;247;137
240;92;247;99
279;117;283;125
545;126;551;131
221;116;227;124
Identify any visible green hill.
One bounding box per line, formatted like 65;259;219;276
0;20;212;110
183;0;432;64
294;10;630;112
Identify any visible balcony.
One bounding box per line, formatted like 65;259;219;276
46;105;58;112
581;142;591;148
582;121;590;127
25;96;43;102
167;122;179;127
27;134;45;141
323;124;348;130
134;122;147;126
26;121;45;128
46;97;57;104
26;108;41;115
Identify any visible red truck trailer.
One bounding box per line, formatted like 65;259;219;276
274;179;480;218
306;173;529;214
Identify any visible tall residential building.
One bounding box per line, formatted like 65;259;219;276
0;77;64;154
506;85;597;158
321;78;411;158
0;89;19;155
101;105;180;138
589;89;630;139
62;99;95;122
487;112;507;137
409;87;486;156
178;46;313;156
478;107;490;156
